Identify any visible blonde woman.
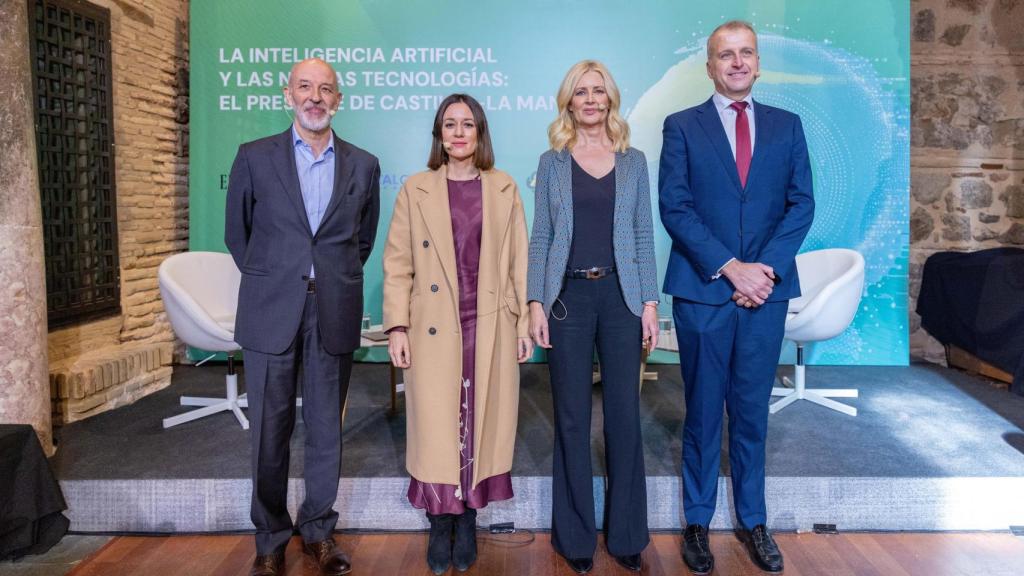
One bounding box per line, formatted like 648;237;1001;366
382;93;531;575
527;61;659;574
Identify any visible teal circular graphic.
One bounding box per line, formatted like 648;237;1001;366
629;35;908;364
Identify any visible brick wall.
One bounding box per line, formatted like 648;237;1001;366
48;0;189;424
910;0;1024;363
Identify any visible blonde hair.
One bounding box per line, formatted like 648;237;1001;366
547;60;630;153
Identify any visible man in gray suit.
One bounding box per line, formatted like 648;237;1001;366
225;58;380;576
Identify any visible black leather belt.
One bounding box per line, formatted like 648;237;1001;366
565;266;616;280
306;278;316;293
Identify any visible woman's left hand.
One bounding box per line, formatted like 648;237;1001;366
517;337;533;363
641;305;659;351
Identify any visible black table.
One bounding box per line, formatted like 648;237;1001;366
0;424;68;560
917;247;1024;395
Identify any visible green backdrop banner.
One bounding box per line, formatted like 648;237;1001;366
190;0;910;365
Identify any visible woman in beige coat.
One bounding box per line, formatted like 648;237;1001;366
382;93;531;575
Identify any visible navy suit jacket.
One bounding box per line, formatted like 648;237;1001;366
659;97;814;305
225;128;381;355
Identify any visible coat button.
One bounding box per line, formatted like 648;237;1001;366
428;327;437;335
431;284;439;292
423;240;430;248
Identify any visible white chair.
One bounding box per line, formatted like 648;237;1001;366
770;248;865;416
158;251;248;429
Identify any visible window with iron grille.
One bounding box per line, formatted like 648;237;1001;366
28;0;120;328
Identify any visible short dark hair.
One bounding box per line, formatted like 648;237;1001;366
707;20;757;59
427;93;495;171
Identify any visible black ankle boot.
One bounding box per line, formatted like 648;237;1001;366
452;508;478;571
426;512;454;575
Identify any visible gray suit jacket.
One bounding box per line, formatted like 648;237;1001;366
225;128;380;355
527;147;659;317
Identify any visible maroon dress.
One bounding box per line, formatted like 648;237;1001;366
407;177;514;514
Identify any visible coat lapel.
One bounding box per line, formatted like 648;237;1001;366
480;170;514;264
318;133;355;235
416;166;459;300
744;99;774;191
270;128;313;236
613;150;627;231
552;148;574;233
695;98;742;193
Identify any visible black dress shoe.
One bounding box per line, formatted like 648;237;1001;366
564;556;594;573
682;524;714;575
614;553;642;571
426;512;455;575
735;524;784;573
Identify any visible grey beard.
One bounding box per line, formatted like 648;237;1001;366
296;107;331;132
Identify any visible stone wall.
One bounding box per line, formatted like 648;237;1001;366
0;0;53;452
48;0;189;425
910;0;1024;363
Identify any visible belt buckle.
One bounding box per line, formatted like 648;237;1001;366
585;267;601;280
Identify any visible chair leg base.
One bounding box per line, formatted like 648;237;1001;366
163;398;250;429
770;375;859;416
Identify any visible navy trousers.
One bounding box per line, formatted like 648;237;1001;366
548;275;649;558
244;293;353;555
672;298;787;529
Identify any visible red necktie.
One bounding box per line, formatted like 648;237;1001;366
730;101;751;187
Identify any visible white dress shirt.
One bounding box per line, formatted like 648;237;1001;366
711;91;756;279
712;91;756;160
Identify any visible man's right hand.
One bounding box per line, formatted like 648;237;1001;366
388;331;411;368
529;302;551;349
722;260;775;305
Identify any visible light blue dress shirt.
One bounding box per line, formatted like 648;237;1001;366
292;125;335;278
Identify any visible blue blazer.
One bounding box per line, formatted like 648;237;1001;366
659;97;814;305
527;147;659;318
225;128;381;355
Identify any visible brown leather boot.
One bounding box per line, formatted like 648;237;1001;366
303;536;352;575
249;551;284;576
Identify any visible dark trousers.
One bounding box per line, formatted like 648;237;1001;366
244;293;353;555
548;275;649;558
672;298;787;529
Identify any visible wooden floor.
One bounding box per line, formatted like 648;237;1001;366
67;531;1024;576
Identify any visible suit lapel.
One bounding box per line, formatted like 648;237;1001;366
416;166;458;298
695;98;742;193
318;134;354;236
270;128;313;236
745;100;774;191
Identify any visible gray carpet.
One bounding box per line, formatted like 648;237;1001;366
51;362;1024;481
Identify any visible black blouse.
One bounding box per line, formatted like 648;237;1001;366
568;157;615;269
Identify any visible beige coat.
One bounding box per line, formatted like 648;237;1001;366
382;165;529;487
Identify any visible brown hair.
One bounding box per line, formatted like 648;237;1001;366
427;93;495;171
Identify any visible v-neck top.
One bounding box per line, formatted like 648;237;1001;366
568;157;615;269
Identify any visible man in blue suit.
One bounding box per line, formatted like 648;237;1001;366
658;21;814;575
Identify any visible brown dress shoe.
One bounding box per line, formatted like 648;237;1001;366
303;536;352;575
249;551;284;576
